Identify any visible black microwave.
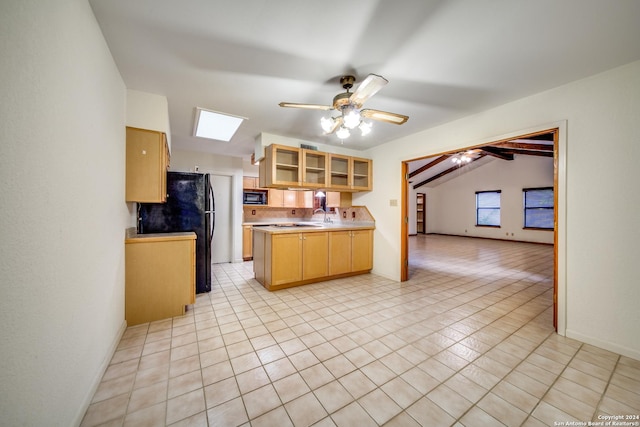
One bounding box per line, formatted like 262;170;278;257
243;191;267;205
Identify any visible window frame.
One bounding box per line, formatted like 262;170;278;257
475;190;501;227
523;186;554;230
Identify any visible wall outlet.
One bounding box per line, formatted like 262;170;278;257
352;211;356;219
292;209;295;215
194;165;199;172
251;210;256;215
343;211;347;218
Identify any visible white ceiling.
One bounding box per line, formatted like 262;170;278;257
89;0;640;160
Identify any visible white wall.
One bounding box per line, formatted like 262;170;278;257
0;1;129;426
360;61;640;360
425;155;554;243
169;150;245;263
255;132;368;161
126;89;172;149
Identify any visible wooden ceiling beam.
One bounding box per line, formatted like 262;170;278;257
413;154;486;189
408;155;448;178
502;148;554;157
480;146;514;160
488;142;553;151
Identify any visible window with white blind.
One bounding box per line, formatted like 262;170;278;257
476;190;501;227
523;187;554;229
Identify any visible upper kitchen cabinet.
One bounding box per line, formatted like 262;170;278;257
328;154;352;191
351;157;372;191
242;176;259;190
260;144;372;192
262;144;301;188
126;126;169;203
329;154;372;191
302;150;328;188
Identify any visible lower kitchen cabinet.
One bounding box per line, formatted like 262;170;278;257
270;233;303;286
269;232;328;286
302;232;329;280
253;227;372;291
329;229;373;275
351;229;374;271
125;231;196;326
242;225;253;260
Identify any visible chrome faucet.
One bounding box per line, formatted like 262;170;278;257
313;208;332;223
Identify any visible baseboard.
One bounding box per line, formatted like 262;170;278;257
424;232;553;246
566;329;640;361
73;319;127;427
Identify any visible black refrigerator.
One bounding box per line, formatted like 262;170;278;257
138;172;214;294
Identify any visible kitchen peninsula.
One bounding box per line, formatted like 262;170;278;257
252;218;374;291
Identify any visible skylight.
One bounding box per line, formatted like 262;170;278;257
193;107;245;142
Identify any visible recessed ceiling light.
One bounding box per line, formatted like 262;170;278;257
193;107;246;142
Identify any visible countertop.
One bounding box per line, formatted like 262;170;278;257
125;228;197;243
250;221;375;234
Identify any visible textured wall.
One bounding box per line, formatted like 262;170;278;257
0;0;128;425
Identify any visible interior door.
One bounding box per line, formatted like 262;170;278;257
210;174;233;263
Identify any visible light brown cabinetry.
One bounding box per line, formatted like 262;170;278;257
259;231;329;288
242;225;253;260
329;155;372;191
302;150;328;188
267;189;313;208
351;157;373;191
268;189;284;207
126;126;169;202
283;190;298;207
125;232;196;326
243;176;259;190
328;154;351;190
265;233;302;287
260;144;372;192
253;227;373;291
301;232;329;280
351;229;374;271
262;144;301;187
297;191;313;208
326;191;352;208
329;229;373;275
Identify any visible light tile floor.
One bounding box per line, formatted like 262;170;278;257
82;235;640;426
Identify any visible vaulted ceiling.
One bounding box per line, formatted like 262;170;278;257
409;132;554;188
89;1;640;160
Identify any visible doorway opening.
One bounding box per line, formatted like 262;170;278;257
400;126;563;332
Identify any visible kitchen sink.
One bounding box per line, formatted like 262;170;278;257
272;222;323;228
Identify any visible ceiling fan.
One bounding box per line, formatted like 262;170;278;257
279;74;409;139
449;149;483;164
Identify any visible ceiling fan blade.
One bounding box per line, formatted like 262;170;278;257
349;74;388;107
361;109;409;125
279;102;333;111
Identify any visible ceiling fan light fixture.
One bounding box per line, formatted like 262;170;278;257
451;151;473;164
342;106;361;129
336;126;350;139
359;121;372;136
320;116;335;133
279;74;408;141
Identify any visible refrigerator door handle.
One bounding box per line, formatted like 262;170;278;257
208;184;215;244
